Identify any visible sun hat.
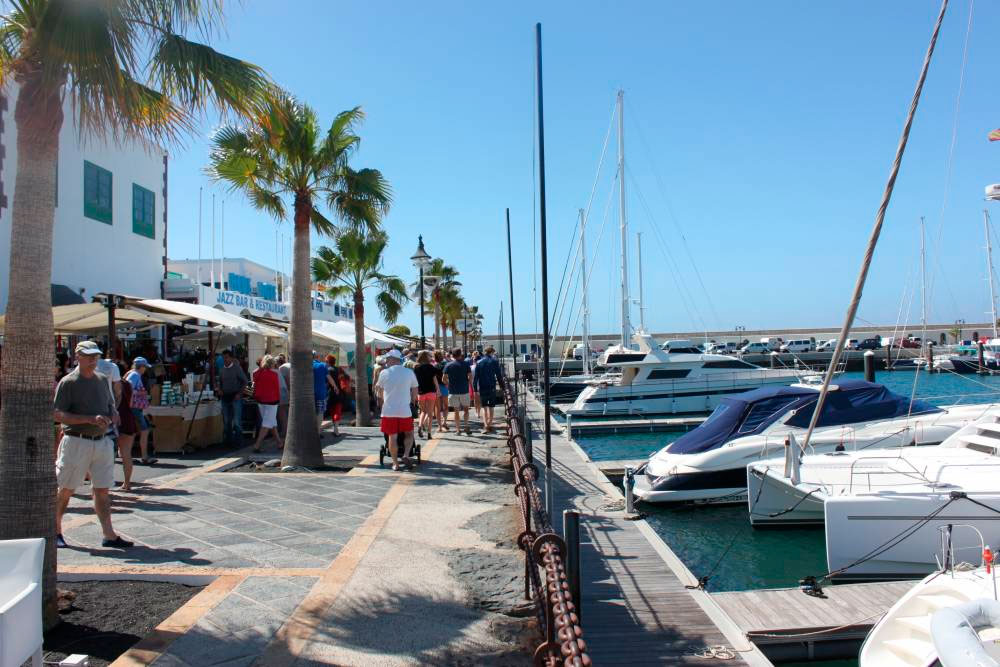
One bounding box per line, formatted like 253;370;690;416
75;340;103;356
132;356;150;368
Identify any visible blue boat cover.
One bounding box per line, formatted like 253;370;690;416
666;380;940;455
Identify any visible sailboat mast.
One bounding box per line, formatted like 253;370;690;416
637;231;646;332
986;209;999;339
617;89;631;347
920;216;927;330
579;208;591;375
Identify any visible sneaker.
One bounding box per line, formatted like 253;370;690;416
140;457;158;465
56;533;68;548
101;536;134;549
392;463;400;471
466;428;473;436
403;456;413;470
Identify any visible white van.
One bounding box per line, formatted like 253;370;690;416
816;339;837;352
740;342;772;355
780;339;814;353
759;337;783;351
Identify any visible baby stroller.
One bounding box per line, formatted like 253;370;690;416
378;401;422;467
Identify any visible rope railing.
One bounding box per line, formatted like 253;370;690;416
503;378;591;666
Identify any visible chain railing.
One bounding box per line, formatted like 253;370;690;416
503;378;591;666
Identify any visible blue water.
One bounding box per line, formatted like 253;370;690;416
573;370;1000;591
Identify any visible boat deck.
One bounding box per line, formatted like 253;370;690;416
711;581;913;662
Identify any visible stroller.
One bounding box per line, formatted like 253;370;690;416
378;401;422;467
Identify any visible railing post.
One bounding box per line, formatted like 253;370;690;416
563;509;581;623
624;466;636;515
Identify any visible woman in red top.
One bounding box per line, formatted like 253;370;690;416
252;355;283;452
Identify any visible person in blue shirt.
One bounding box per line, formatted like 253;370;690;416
443;348;473;435
313;352;330;435
473;346;502;433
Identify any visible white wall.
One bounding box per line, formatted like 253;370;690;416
0;83;167;311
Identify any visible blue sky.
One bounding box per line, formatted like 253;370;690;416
165;1;1000;337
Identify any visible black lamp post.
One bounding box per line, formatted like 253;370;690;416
410;236;431;349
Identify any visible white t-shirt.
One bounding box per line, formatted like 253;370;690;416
376;364;418;418
96;358;121;400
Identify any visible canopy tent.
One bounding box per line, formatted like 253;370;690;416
133;299;286;338
311;319;409;347
0;302;188;335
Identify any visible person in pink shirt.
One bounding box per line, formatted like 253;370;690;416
251;355;283;452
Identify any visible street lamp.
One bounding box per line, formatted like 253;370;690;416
410;236;432;349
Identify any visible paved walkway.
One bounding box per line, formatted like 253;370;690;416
58;418;531;666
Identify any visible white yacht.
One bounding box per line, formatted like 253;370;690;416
860;537;1000;666
747;412;1000;528
566;332;806;418
633;380;994;505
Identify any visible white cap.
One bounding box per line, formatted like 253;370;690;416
386;349;403;360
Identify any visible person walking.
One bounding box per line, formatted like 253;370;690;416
216;349;248;446
312;351;330;436
433;350;449;432
375;349;418;470
276;353;290;438
325;354;342;436
443;348;473;435
54;341;133;549
115;362;137;491
414;350;440;438
251;355;284;452
123;357;156;464
473;346;502;433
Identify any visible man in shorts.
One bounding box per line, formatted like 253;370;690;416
473;346;502;433
443;348;473;435
54;340;133;549
375;349;418;470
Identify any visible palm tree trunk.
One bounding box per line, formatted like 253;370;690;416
352;289;371;426
0;71;64;629
281;194;323;467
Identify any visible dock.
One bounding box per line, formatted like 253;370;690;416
524;390;770;666
567;415;706;436
712;581;913;662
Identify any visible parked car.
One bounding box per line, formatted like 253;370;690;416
780;339;814;353
856;337;882;351
739;342;772;355
816;339;837;352
845;339;860;350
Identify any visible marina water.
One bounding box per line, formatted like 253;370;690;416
574;371;1000;592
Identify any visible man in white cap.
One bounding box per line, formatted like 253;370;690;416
53;340;133;549
374;349;418;470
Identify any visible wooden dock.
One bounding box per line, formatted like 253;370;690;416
524;391;770;666
567;415;706;436
712;581;912;662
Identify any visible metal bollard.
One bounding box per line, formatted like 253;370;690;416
624;466;636;515
863;350;875;382
563;509;581;622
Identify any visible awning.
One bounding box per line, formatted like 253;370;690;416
311;319;408;346
133;299;286;338
0;303;188;334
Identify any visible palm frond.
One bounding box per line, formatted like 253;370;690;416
310;206;336;236
149;32;269;117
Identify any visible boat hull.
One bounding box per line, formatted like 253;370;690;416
746;466;826;527
825;493;1000;581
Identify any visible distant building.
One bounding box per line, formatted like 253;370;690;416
0;83;167;311
166;257;354;323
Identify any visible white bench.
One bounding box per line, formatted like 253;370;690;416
0;538;44;667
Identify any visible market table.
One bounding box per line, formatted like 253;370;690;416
146;400;222;453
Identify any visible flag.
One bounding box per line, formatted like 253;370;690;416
990;129;1000;142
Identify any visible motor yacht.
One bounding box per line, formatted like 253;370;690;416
633;380;993;505
566;332;807;418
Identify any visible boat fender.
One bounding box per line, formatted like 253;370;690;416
931;598;1000;667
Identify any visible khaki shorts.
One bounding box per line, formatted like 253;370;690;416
57;434;114;490
448;393;470;409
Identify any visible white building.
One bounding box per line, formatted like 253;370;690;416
0;83;167;312
166;257;355;323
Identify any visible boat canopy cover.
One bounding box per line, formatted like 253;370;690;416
666;381;940;455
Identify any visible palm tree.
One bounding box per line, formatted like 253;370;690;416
438;287;465;351
0;1;270;626
462;304;484;350
208;96;391;466
424;258;460;348
312;230;407;426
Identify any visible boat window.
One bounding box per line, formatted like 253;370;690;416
736;397;801;434
605;353;646;364
665;347;702;354
647;369;691;379
783;386;941;428
702;360;758;370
